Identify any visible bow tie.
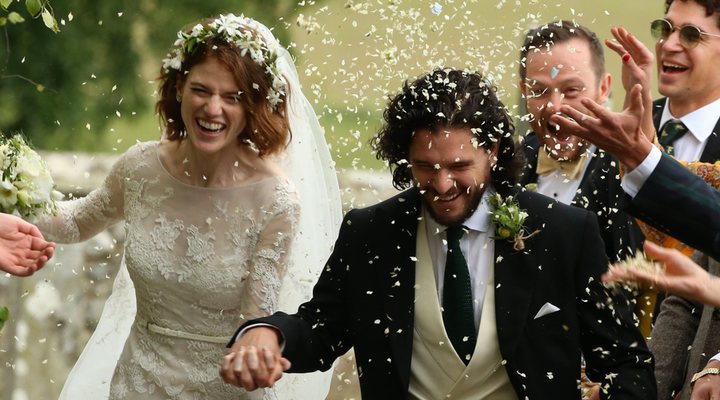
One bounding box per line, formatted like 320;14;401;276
535;148;589;180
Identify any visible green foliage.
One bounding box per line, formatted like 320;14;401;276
0;0;58;31
0;0;305;151
25;0;43;17
0;306;8;332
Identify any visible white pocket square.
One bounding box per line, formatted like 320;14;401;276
534;302;560;320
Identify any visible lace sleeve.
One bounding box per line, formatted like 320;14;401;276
36;151;126;243
240;183;300;319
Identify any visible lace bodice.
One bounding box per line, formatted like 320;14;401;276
39;141;299;399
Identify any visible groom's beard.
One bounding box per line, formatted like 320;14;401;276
419;184;484;226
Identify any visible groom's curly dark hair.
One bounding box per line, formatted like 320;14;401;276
371;68;523;195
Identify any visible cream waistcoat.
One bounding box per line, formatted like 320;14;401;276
408;218;516;400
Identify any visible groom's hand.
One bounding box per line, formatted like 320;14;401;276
220;326;291;390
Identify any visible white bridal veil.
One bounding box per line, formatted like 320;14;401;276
59;17;343;399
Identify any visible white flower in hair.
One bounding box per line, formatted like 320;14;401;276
162;13;287;110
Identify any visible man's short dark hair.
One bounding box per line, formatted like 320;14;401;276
519;20;605;83
371;68;523;194
665;0;720;29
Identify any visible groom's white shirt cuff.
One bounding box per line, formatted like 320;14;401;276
621;146;662;198
233;323;286;351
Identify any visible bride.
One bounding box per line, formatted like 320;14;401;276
36;14;342;399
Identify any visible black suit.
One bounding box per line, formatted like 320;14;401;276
652;98;720;163
519;133;644;262
237;189;656;399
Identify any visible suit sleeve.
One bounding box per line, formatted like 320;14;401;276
575;211;657;399
627;154;720;260
234;209;363;373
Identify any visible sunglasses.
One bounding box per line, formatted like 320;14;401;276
651;18;720;48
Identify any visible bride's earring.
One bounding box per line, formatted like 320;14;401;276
176;94;182;103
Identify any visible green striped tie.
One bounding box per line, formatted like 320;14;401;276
442;225;476;364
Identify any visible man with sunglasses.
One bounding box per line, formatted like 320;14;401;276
649;1;720;163
648;2;720;399
553;2;720;398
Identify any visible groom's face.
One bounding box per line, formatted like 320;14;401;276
409;127;497;226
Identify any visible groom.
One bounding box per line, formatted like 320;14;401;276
221;69;656;399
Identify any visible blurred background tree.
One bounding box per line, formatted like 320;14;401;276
1;0;661;167
0;0;305;151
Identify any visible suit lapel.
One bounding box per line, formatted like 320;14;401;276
700;118;720;162
377;189;422;391
493;195;541;359
652;98;665;131
519;133;540;186
571;148;603;212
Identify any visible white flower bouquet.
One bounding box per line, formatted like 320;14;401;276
0;134;62;220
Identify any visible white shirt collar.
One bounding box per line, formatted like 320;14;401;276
425;187;493;235
660;97;720;143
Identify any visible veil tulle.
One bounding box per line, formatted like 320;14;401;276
59;17;342;399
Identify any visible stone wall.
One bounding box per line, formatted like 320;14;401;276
0;151;397;400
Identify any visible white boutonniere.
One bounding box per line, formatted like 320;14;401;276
489;193;540;251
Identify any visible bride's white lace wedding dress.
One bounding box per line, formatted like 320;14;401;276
40;141;298;399
42;19;342;398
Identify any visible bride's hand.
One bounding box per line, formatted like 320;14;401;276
220;326;291;390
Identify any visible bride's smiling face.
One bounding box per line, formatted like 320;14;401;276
177;57;247;155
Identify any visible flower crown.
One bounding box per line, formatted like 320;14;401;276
162;14;286;110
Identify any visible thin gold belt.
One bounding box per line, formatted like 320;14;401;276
146;322;231;344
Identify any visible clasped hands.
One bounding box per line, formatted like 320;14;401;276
220;326;291;390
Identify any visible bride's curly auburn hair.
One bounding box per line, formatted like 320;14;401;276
156;22;290;157
371;68;524;194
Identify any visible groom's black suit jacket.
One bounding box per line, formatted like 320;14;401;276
240;189;656;399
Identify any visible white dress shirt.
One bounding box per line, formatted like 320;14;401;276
536;146;596;205
423;189;495;332
658;98;720;161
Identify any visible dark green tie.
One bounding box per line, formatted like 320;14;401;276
659;119;689;156
442;225;476;365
